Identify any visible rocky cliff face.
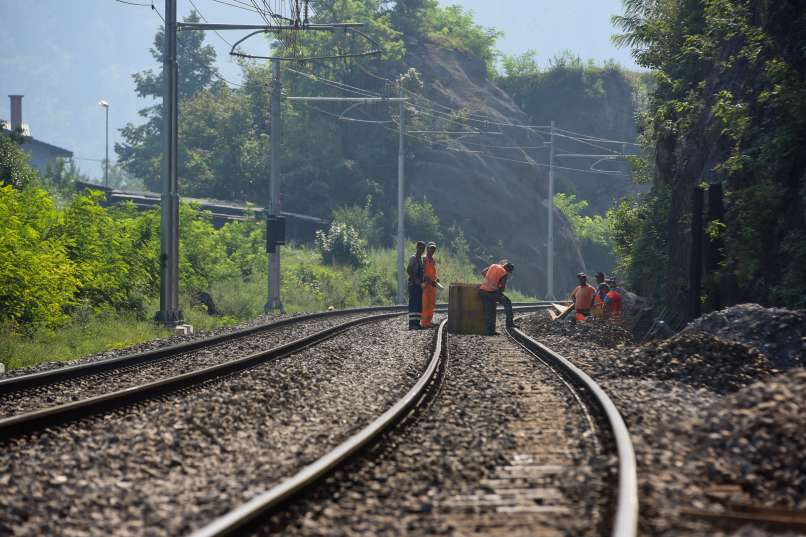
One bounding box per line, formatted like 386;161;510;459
404;45;585;296
642;1;806;316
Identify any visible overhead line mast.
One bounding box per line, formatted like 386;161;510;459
154;1;382;320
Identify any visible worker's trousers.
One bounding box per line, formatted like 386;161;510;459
408;283;422;329
421;284;436;328
479;290;514;335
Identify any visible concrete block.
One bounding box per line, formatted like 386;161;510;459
174;324;194;336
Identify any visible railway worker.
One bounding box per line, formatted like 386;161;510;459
406;241;426;330
604;279;623;320
420;242;440;329
595;271;606;287
570;272;596;323
592;282;609;319
479;260;515;335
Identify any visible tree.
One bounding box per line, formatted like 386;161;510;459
0;122;38;190
116;11;222;191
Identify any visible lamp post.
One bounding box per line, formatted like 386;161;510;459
98;100;110;188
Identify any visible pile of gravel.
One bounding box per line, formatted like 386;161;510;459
682;303;806;369
693;369;806;507
602;332;777;393
519;314;634;348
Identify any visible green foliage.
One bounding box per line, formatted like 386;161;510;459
496;52;644;215
554;192;617;276
613;0;806;310
116;10;222;190
554;193;610;246
425;5;501;75
0;185;78;329
63;190;149;310
405;197;443;243
500;50;540;78
0;130;38;189
332;195;386;247
607;186;671;298
42;157;88;196
315;222;368;268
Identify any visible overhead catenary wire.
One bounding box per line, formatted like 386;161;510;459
208;0;267;14
188;0;234;47
285;66;381;98
351;58;642;150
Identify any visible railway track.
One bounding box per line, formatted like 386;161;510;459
190;314;637;537
1;304;593;536
0;309;405;441
0;306;408;414
0;314;439;536
0;304;553;428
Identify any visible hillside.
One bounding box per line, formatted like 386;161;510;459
402;44;585;296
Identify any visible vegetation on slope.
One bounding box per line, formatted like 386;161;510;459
612;0;806;312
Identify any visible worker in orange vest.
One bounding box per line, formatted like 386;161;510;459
570;272;596;322
604;279;623;320
479;261;515;335
421;242;440;328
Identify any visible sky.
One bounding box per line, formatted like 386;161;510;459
0;1;636;180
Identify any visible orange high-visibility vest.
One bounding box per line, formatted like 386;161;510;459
421;256;437;328
480;264;507;292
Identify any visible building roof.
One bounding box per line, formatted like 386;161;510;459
0;122;73;157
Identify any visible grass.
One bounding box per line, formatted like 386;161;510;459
1;244;537;371
0;311;169;371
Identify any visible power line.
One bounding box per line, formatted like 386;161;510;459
285;66;380;97
188;0;233;47
114;0;151;6
297;101;394;124
208;0;265;14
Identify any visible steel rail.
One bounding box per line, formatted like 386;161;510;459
0;312;403;442
506;326;638;537
189;318;449;537
0;303;558;394
0;305;410;395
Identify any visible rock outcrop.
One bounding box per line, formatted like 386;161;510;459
405;44;585;296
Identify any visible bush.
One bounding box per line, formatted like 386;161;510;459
0;129;38;189
405;197;443;244
315;222;368;268
332;195;385;247
0;185;78;328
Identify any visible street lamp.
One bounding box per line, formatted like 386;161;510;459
98;100;109;188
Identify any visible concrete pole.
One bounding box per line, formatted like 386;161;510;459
396;86;406;304
104;105;109;188
266;58;283;313
547;120;556;300
158;0;182;326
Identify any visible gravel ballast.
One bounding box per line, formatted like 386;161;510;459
0;317;432;536
521;306;806;536
254;325;607;536
0;312;376;418
681;303;806;368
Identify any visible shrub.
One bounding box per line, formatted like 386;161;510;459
332;195;385;247
315;222;368;268
405;197;443;244
0;185;78;328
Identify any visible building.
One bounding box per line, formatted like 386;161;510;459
1;95;73;174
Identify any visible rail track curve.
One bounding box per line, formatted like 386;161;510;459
190;315;638;537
